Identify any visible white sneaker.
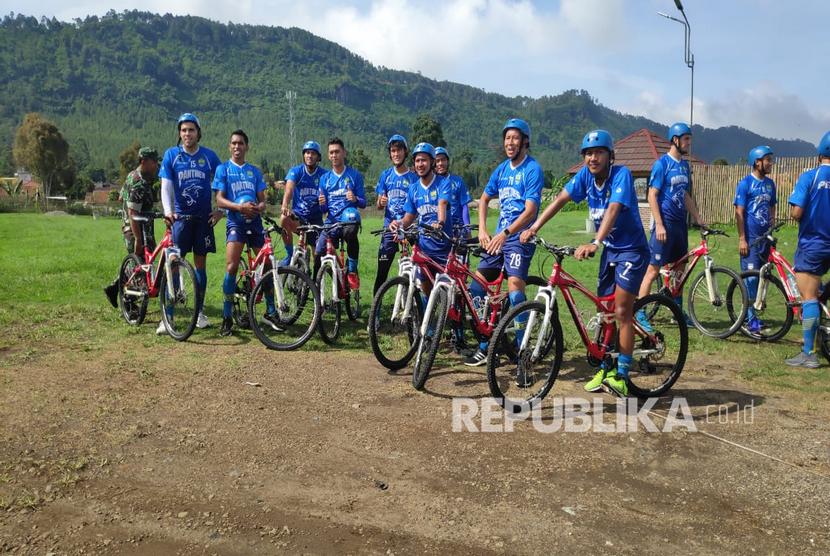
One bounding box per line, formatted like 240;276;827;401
156;321;168;335
196;312;210;329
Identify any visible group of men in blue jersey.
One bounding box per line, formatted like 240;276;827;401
108;109;830;384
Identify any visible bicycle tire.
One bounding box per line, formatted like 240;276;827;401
627;293;688;398
233;257;252;329
118;254;148;326
159;257;199;342
486;300;563;412
728;270;793;341
346;286;362;321
369;276;423;370
412;287;449;390
248;267;321;351
818;304;830;364
687;266;747;338
316;264;342;344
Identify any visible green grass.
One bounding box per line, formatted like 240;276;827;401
0;211;827;394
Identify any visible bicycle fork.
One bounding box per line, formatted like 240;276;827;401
703;256;722;305
391;258;415;322
523;286;558;360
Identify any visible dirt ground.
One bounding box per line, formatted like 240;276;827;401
1;329;829;555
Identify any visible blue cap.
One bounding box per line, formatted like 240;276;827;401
580;130;614;153
340;206;361;224
434;146;449;159
748;145;773;167
667;122;692;141
412;142;435;159
387;134;408;150
502;118;531;141
302;140;321;156
818;131;830;157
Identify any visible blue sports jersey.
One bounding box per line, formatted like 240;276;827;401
788;164;830;252
734;174;777;240
566;165;648;254
285;164;326;222
484;155;544;233
403;175;452;253
443;174;472;227
319;166;366;224
375;167;417;225
649;153;690;224
160;145;222;216
212;160;267;228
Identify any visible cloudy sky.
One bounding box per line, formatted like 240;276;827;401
6;0;829;142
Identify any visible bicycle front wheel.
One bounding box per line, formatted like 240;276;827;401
687;266;747;338
159;257;199;342
233;257;252;329
730;270;793;341
248;267;321;351
486;300;563;412
369;276;423;370
412;287;449;390
628;293;688;397
118;254;149;326
316;265;342;344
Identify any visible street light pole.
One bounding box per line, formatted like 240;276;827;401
658;0;694;129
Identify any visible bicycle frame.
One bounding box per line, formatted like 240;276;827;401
319;228;348;305
659;232;722;304
123;223;175;300
239;221;287;309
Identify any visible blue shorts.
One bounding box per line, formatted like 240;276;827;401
598;248;649;297
172;215;216;256
378;231;400;262
649;223;688;266
740;240;771;272
227;224;265;249
415;247;450;282
793;245;830;276
477;236;536;281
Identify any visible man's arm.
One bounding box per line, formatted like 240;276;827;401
648;187;665;242
735;206;748;257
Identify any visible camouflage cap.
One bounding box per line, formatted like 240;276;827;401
138;147;160;161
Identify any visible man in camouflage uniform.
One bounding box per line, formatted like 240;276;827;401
104;147;161;307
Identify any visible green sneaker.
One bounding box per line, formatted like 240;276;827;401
602;373;629;397
584;367;612;393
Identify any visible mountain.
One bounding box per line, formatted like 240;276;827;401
0;11;815;185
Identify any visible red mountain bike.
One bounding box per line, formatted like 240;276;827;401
117;212;199;341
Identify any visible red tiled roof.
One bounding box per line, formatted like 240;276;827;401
567;128;706;175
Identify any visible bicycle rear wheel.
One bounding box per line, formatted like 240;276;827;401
628;294;688;397
369;276;423;370
687;266;747;338
346;286;362;321
412;287;449;390
486;300;563;412
248;267;321;351
118;254;148;326
316;265;342;344
159;257;199;342
728;270;793;341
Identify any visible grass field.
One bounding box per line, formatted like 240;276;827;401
0;210;827;395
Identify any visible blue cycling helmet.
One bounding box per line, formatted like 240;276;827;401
177;112;201;129
434;146;450;159
340;207;361;225
580;130;614;153
502;118;531;141
387;134;409;151
818;131;830;158
667;122;692;141
412;142;436;159
748;145;773;168
302;140;321;156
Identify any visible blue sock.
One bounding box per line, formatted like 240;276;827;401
469;280;488;352
195;267;207;313
265;293;275;315
420;292;434;336
347;257;359;273
802;299;820;354
285;244;294;258
509;290;528;346
744;275;758;320
673;295;683;311
617;353;633;378
222;272;235;318
453;326;464;344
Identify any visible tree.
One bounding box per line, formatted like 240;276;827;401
712;158;729;166
411;114;445;147
118;140;141;182
12;113;72;211
349;148;372;176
